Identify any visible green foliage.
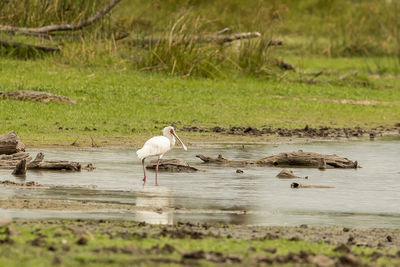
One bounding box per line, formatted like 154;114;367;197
1;0;399;76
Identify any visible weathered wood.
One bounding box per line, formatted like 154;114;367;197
27;152;44;168
31;161;81;171
0;90;76;104
196;150;358;169
12;159;27;176
291;182;334;189
0;152;31;169
0;132;25;155
276;169;300;178
146;159;199;172
0;40;60;52
28;152;81;171
0;0;122;34
130;32;261;46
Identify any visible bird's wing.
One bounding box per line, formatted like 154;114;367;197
136;136;170;160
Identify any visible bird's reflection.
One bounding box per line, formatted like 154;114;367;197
135;186;173;224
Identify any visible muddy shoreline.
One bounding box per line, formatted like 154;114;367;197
0;198;399;251
21;124;400;148
181;124;400;139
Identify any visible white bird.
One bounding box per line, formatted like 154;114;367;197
137;126;187;185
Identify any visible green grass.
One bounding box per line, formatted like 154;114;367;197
0;220;399;267
0;1;399;145
1;0;400;77
0;57;399;145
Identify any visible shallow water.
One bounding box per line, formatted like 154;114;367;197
1;137;400;227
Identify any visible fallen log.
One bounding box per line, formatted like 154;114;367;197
28;153;81;171
196;150;358;169
0;132;25;155
0;90;76;104
146;159;199;172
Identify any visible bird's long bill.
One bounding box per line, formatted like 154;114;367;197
172;132;187;151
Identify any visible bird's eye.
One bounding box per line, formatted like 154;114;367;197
170;129;174;134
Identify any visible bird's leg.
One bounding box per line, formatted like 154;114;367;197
142;159;146;185
155;157;160;186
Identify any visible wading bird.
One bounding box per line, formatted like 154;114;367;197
137;126;187;185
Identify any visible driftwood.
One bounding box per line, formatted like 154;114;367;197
0;90;76;104
130;32;261;46
27;153;81;171
1;151;82;171
291;183;334;189
276;169;300;178
196;150;358;169
146;159;199;172
0;132;25;155
0;0;121;34
12;159;27;176
0;152;31;169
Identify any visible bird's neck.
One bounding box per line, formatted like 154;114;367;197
164;134;175;147
169;135;176;147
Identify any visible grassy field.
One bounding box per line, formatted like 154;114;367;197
0;0;399;145
0;57;399;146
0;220;399;266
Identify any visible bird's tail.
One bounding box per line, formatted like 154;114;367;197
136;147;149;161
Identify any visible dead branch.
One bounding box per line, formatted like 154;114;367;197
0;40;60;52
0;0;122;34
129;31;261;46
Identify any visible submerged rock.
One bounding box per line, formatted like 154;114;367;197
276;169;299;178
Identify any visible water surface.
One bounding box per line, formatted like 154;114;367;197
1;138;399;227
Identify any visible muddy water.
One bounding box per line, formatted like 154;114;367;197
1;137;399;227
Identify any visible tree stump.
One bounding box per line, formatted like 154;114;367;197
0;132;25;155
146;159;199;172
196;150;358;169
12;159;27;176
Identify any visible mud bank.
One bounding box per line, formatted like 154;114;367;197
181;124;400;139
0;219;398;266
